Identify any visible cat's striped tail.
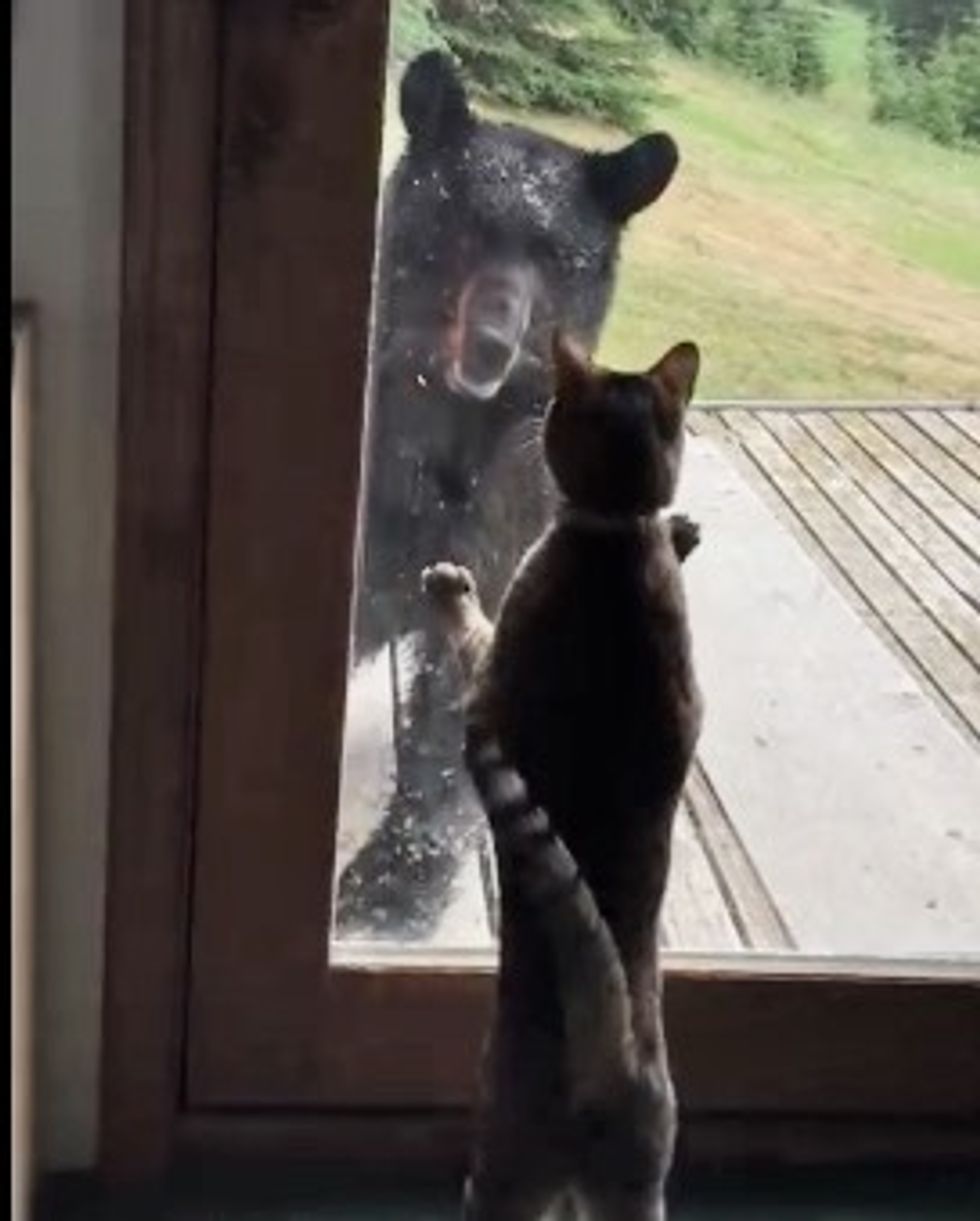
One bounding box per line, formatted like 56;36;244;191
465;726;638;1106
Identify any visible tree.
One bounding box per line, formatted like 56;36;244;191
614;0;715;52
868;5;980;147
953;19;980;141
788;1;830;94
701;0;830;95
878;0;979;64
431;0;661;131
913;38;966;144
868;15;909;124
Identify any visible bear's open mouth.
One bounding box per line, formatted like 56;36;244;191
447;265;533;401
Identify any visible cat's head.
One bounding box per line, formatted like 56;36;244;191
543;332;700;515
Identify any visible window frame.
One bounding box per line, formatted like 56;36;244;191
13;304;37;1218
101;0;980;1180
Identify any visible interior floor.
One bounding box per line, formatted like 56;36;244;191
37;1165;980;1220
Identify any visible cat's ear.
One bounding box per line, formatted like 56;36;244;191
400;51;472;149
648;341;700;431
552;330;594;403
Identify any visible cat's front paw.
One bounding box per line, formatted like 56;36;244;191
421;562;478;615
669;513;701;562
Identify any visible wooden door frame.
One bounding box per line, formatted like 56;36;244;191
100;0;221;1179
99;0;980;1183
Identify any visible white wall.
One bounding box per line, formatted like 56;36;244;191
12;0;125;1170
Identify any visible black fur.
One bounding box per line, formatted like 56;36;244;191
336;52;679;938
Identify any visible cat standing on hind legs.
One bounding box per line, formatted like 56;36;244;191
424;333;703;1220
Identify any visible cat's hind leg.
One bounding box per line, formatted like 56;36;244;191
578;1066;676;1221
422;562;494;681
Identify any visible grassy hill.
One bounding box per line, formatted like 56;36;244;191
384;3;980;401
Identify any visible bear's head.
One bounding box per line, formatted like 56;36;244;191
380;51;679;407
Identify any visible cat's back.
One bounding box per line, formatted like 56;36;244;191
487;518;701;808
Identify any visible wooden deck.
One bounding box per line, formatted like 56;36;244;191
334;404;980;962
690;406;980;746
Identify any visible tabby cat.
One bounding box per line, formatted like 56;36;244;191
423;333;703;1220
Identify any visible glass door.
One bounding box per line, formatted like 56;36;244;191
335;0;980;973
186;0;980;1121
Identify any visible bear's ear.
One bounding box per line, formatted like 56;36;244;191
585;132;679;223
400;51;472;148
648;341;700;434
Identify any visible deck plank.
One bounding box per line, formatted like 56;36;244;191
760;412;980;668
681;435;980;956
831;411;980;562
908;410;980;482
873;412;980;521
945;410;980;448
720;410;980;739
684;761;795;952
662;800;743;951
797;413;980;612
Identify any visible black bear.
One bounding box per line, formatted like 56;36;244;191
336;51;679;938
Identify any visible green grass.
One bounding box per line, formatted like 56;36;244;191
887;218;980;291
596;12;980;399
386;2;980;400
